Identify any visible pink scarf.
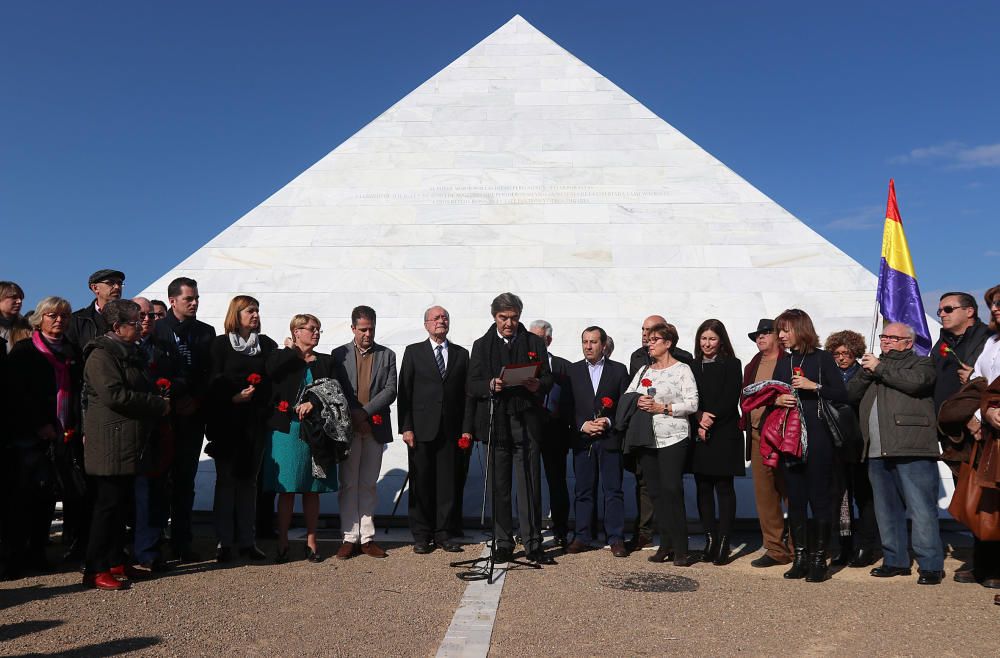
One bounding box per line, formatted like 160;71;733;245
32;330;72;432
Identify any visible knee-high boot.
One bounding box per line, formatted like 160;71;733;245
783;520;808;579
807;519;831;582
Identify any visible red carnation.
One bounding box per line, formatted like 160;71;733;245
156;377;171;390
939;343;970;368
601;396;614;409
528;351;538;361
792;367;804;377
371;414;384;426
277;400;290;413
247;373;262;386
458;435;472;450
63;428;77;443
641;378;652;388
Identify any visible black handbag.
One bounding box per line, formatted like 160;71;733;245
816;360;864;460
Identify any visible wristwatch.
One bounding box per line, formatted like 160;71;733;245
815;383;823;393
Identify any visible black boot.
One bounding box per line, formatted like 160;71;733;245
713;535;731;566
702;532;717;563
807;519;831;582
783;521;808;579
831;532;852;566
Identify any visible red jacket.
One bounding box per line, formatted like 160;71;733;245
740;380;806;467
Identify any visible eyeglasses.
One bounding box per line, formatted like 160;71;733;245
97;279;124;288
878;334;911;343
295;326;322;334
138;312;157;321
832;350;854;358
990;300;1000;309
42;312;70;321
936;305;968;316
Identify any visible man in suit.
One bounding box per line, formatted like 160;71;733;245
528;319;574;548
625;314;694;551
155;276;216;562
332;305;397;559
467;293;554;564
565;326;631;557
398;306;470;554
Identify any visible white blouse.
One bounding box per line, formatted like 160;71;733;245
972;335;1000;385
626;362;699;449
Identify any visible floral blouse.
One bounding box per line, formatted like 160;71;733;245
626;361;699;448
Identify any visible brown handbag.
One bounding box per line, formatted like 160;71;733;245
948;441;1000;541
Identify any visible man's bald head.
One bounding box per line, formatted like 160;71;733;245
641;315;668;346
133;296;154;337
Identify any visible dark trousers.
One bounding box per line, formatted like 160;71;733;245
540;420;570;537
831;457;879;551
0;441;56;569
782;430;833;523
695;474;736;538
573;445;624;543
85;475;132;573
408;428;459;545
169;413;205;551
637;441;689;556
624;454;655;537
490;413;543;553
449;448;470;536
134;475;168;564
973;538;1000;582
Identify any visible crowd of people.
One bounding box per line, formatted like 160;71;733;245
1;274;999;595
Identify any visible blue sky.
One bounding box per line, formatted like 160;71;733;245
3;1;998;319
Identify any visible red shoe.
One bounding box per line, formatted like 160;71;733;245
83;571;126;591
110;564;150;581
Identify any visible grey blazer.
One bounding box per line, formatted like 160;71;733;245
331;341;398;444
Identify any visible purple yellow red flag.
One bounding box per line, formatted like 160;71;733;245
876;179;931;355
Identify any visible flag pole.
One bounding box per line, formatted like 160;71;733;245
868;297;881;353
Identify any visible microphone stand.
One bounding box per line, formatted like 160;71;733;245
451;387;539;583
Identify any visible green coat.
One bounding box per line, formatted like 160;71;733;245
846;348;939;460
83;335;169;476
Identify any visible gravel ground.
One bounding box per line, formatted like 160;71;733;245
1;535;467;657
492;535;998;657
4;530;998;657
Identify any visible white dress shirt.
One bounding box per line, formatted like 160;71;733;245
429;336;449;369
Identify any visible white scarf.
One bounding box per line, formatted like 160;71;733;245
229;331;260;356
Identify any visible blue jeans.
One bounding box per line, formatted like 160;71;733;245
134;475;168;564
867;457;943;571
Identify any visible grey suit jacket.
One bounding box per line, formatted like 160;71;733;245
331;341;398;444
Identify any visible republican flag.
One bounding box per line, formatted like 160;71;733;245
876;179;932;355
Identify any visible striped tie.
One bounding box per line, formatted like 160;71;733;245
435;344;446;379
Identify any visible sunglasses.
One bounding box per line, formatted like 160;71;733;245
936;305;969;316
991;300;1000;309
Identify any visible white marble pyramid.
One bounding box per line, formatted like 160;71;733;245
143;15;884;517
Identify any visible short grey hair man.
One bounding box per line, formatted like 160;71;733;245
529;319;552;339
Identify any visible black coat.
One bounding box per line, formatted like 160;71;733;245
931;320;993;412
466;323;553;441
264;349;337;433
154;312;216;401
629;344;694;376
65;300;108;357
691;357;745;476
541;354;576;449
205;334;278;456
774;349;848;459
567;358;630;451
5;336;83;441
397;339;470;443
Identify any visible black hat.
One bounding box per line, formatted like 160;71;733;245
88;269;126;286
748;319;775;341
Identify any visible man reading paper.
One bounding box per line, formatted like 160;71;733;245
466;293;554;564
